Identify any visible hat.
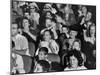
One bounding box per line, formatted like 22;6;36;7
44;4;57;14
44;4;52;9
29;2;39;10
18;2;26;7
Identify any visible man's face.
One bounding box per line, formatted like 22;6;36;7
34;63;43;72
62;27;68;34
11;24;18;36
73;42;80;51
70;30;77;38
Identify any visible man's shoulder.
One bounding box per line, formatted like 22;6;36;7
16;34;28;41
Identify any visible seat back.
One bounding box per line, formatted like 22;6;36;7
22;55;32;73
28;42;35;57
46;53;60;63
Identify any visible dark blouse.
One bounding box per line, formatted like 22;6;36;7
22;31;36;43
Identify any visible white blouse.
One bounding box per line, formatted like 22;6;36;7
64;66;87;71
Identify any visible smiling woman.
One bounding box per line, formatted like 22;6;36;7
64;50;87;71
11;0;96;74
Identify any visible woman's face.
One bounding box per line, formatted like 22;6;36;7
23;19;30;29
34;63;43;72
90;25;96;35
73;41;80;51
44;31;51;41
70;55;78;68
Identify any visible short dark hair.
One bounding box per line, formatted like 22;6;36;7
22;17;31;28
39;47;48;55
12;22;18;29
67;50;83;67
37;60;50;72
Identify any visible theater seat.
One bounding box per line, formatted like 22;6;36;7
46;53;60;63
22;55;32;73
28;42;35;57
